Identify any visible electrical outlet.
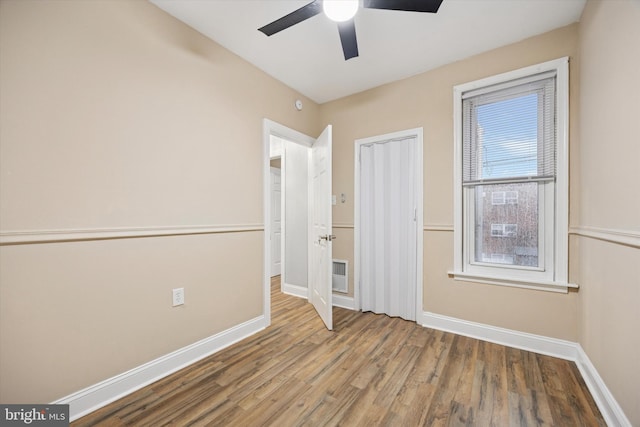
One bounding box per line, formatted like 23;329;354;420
172;288;184;307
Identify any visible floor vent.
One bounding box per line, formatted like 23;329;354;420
332;259;348;293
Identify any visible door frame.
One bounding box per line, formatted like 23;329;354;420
354;127;424;323
262;119;314;327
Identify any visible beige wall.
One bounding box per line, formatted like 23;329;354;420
0;233;262;402
321;24;581;341
2;0;638;422
0;0;320;403
576;0;640;424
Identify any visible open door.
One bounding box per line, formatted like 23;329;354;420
309;125;333;330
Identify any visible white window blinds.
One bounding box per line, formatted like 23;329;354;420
462;72;556;185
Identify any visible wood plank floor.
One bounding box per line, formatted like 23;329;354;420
73;277;605;426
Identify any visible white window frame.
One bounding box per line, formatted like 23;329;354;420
452;57;571;293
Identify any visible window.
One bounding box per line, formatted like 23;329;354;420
491;190;518;205
491;224;517;237
491;191;505;205
452;58;569;292
491;224;503;236
505;191;518;204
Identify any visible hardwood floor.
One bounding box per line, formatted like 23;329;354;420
73;277;605;426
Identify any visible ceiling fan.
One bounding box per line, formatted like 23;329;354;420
258;0;444;61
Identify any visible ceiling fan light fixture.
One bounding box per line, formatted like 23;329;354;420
323;0;359;22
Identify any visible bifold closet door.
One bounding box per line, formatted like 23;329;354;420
359;137;417;321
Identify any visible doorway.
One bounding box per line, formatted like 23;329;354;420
269;133;310;297
263;119;334;330
354;128;424;323
262;119;335;330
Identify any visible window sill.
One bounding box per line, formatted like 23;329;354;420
447;271;578;293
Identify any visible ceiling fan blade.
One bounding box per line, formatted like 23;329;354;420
363;0;443;13
337;20;359;60
258;1;323;36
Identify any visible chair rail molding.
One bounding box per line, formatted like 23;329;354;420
332;222;354;229
569;225;640;248
0;224;264;245
423;224;454;232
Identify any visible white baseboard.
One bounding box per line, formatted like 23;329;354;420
575;344;632;427
421;311;577;360
282;283;308;299
332;294;356;310
53;304;630;426
421;311;630;426
281;283;357;311
280;284;356;311
54;316;266;422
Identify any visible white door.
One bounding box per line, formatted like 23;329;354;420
270;167;281;277
309;125;333;330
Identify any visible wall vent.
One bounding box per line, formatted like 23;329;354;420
332;259;348;293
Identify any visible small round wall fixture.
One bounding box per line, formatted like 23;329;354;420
295;99;303;111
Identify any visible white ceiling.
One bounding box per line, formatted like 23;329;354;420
150;0;586;104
